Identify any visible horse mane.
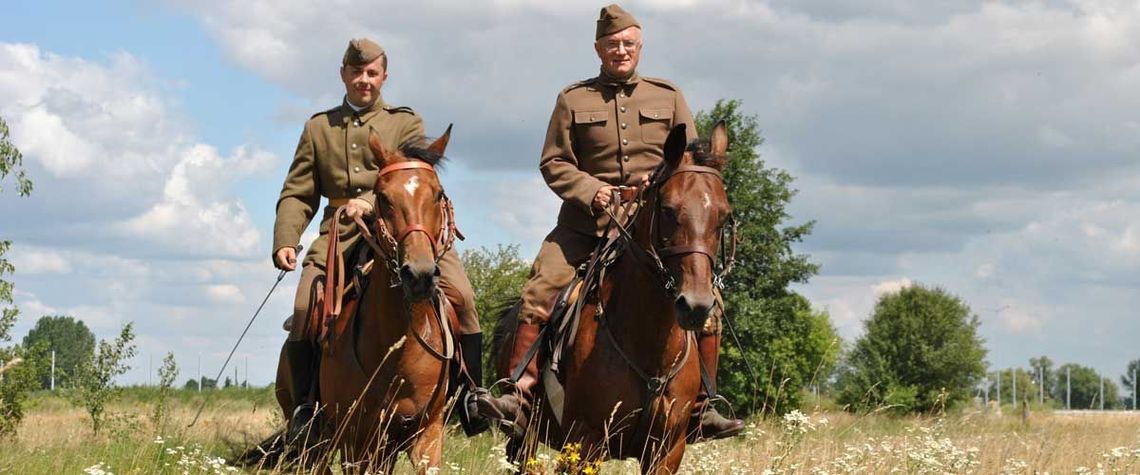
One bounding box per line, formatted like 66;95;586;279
398;137;448;167
685;138;726;168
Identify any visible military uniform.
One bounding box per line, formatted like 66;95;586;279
274;96;480;339
518;71;696;325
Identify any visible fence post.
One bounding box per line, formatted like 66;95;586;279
1012;368;1017;408
51;350;56;391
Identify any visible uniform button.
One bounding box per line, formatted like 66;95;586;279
354;119;361;126
351;143;358;149
623;155;630;162
622;138;629;145
354;166;360;172
618;92;625;98
355;187;362;194
620;106;627;113
654;113;659;118
621;123;628;129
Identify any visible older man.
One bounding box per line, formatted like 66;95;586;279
273;38;488;438
477;5;744;441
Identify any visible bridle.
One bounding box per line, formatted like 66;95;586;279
354;160;462;288
616;162;738;297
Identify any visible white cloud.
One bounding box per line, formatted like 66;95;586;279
10;249;71;274
872;277;912;298
205;285;245;305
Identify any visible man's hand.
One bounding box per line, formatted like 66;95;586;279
343;198;374;221
274;247;297;271
592;185;618;211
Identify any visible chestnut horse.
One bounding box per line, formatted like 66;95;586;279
493;122;735;473
274;128;462;474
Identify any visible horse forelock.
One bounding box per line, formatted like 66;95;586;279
398;139;448;168
685;139;726;169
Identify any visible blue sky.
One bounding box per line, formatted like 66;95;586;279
2;0;1139;392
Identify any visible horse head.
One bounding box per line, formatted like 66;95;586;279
647;121;733;331
367;125;455;301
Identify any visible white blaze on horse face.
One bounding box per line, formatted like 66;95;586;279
702;192;711;209
404;176;421;196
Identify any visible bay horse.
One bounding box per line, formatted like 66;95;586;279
493;122;736;474
273;127;462;474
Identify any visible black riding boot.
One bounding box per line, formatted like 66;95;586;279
285;340;319;441
449;332;491;436
474;322;541;437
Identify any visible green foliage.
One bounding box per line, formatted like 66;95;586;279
1029;356;1056;403
461;244;530;373
991;367;1042;406
694;100;831;414
151;352;179;433
22;315;96;389
0;117;32;197
837;284;987;413
1123;359;1139;409
1054;363;1120;410
72;323;138;434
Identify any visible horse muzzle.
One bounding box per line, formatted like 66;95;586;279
674;291;714;331
399;258;438;301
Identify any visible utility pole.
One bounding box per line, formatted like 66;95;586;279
1133;368;1137;411
1066;367;1071;410
1012;369;1017;408
50;350;56;391
1099;376;1105;410
198;353;202;393
997;371;1002;407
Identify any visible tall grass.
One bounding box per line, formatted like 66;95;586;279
1;388;1138;473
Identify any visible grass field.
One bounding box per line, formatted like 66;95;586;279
2;388;1139;474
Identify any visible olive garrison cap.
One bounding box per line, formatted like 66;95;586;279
342;38;385;66
596;4;640;40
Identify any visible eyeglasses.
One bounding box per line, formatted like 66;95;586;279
600;40;640;53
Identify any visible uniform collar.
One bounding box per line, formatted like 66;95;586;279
341;93;386;123
596;68;641;87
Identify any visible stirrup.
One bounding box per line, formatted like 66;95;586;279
287;402;319;442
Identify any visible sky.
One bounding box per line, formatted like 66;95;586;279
2;0;1139;388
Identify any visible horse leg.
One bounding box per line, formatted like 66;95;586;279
641;437;687;475
408;421;443;474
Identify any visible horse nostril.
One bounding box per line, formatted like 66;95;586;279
675;295;692;313
400;264;416;283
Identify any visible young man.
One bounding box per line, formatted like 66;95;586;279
476;5;744;442
272;38;487;438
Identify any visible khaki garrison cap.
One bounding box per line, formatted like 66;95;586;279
342;38;385;66
596;4;640;39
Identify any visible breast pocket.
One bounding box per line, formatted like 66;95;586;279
639;107;674;146
573;109;610;155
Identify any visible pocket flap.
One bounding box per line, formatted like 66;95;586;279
573;110;609;124
639;108;673;121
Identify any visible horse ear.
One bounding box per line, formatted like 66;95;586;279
368;131;391;165
663;123;687;167
426;123;452;156
710;120;728;157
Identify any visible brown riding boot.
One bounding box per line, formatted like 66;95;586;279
690;333;745;443
475;322;541;437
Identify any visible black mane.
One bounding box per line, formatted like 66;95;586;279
398;138;447;167
685;138;723;166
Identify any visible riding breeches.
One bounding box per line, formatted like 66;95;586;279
286;247;480;341
518;226;600;326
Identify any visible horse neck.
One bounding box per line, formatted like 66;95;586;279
359;262;415;355
604;204;687;371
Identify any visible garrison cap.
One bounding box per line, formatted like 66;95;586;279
596;4;640;40
342;38;385;66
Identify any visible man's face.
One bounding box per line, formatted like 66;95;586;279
595;27;642;79
340;56;387;107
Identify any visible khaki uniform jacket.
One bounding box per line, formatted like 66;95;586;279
540;71;696;237
273;95;424;267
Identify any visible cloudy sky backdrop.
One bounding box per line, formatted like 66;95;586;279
3;0;1139;387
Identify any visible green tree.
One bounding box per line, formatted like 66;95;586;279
837;284;987;413
22;315;96;389
1054;363;1120;410
72;323;137;434
0;115;34;437
1029;356;1056;404
992;367;1042;407
462;245;530;373
1123;359;1139;409
695;100;834;414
